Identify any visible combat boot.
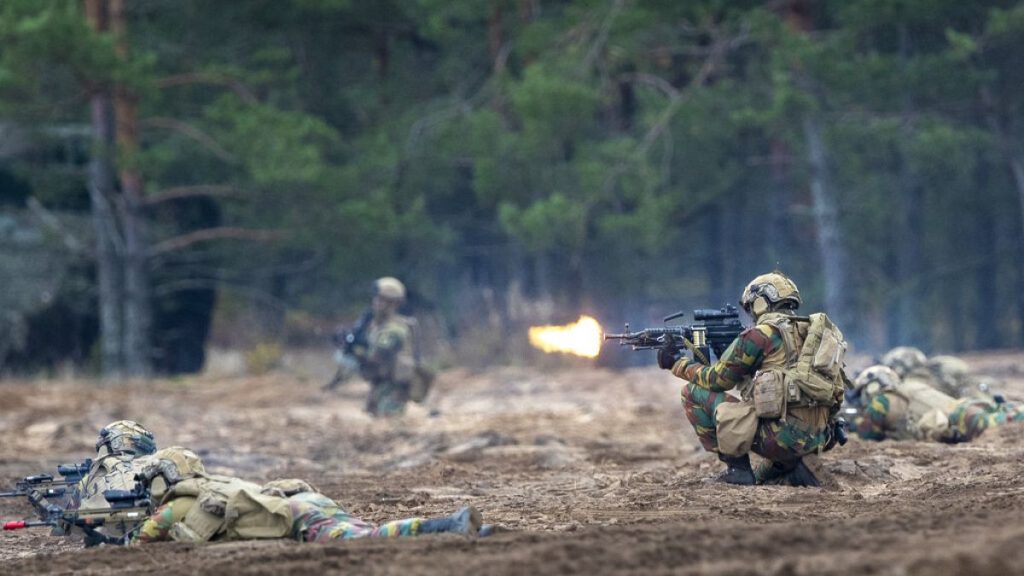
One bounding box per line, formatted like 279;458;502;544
716;453;755;485
783;458;820;487
418;506;483;535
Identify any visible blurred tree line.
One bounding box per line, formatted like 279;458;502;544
1;0;1022;375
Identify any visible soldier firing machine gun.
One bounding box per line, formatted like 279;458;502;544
603;304;745;365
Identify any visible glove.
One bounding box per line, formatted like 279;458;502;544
823;417;849;452
657;346;681;370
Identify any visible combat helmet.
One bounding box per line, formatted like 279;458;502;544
96;420;156;457
881;346;927;378
928;356;969;391
374;276;406;301
137;446;206;501
739;272;801;318
853;365;901;401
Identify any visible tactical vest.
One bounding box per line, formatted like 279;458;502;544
163;474;293;542
750;312;845;427
364;314;415;382
887;377;960;441
76;454;153;539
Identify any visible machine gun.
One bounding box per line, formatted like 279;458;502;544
3;485;151;546
603;304;745;365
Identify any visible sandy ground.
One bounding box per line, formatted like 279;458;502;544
2;350;1024;574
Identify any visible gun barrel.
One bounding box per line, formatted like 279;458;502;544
3;520;52;530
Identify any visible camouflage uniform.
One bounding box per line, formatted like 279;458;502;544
355;312;415;416
288;491;424;541
855;372;1024;442
66;421;156;544
672;313;832;482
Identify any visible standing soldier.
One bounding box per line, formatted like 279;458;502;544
352;277;422;416
658;272;849;486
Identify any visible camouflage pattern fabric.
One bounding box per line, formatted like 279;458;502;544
133;497;195;543
682;384;828;482
69;453;153;541
288;492;421;541
357;313;413;416
134;491;424;544
856;393;1024;442
946;399;1024;442
675;323;830;478
671;325;781;392
854;394;896;441
366;379;411;416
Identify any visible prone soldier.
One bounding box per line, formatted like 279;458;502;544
852;364;1024;442
132;446;489;544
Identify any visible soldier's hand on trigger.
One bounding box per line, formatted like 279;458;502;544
657;345;681;370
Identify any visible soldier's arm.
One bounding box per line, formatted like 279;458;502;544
131;498;191;544
670;325;780;392
854;396;891;441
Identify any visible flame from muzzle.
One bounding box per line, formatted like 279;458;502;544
528;315;602;358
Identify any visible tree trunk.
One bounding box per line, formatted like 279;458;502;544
894;23;923;348
111;0;152;376
783;0;851;330
802;115;850;329
84;0;123;378
1008;155;1024;346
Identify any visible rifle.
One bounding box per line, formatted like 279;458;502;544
334;309;373;355
324;309;373;391
3;485;151;546
603;304;745;365
0;459;92;503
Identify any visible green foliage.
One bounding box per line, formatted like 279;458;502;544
3;0;1024;355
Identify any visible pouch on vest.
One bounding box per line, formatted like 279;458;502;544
715;401;758;456
224;489;294;540
790;313;846;406
752;369;785;419
169;521;205;543
178;499;225;542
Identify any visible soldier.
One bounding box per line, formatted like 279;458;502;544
853;364;1024;442
351;277;422;416
63;420;157;545
659;272;848;487
880;346;928;379
881;347;999;401
132;447;488;543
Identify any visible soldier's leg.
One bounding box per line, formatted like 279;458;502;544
680;383;735;453
752;418;829;485
373;380;410;416
948;399;1024;442
365;381;382;415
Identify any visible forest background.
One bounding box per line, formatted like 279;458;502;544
1;0;1023;377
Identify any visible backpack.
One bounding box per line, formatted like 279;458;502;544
789;313;848;406
751;313;847;418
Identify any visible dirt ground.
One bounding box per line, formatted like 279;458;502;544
3;350;1024;575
